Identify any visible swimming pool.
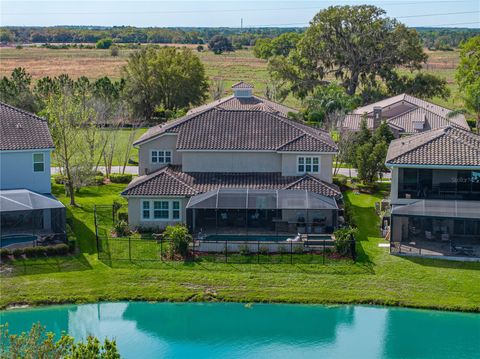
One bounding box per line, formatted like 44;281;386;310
0;234;37;248
204;234;291;242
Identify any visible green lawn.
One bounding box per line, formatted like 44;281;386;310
1;183;479;312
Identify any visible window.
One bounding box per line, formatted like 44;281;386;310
297;156;319;173
33;153;45;172
151;150;172;164
153;201;169;219
172;201;180;219
142;201;150;219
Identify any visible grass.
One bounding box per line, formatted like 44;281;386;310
0;46;465;110
1;182;479;312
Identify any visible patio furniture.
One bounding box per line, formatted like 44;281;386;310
441;233;450;241
452;244;475;256
425;231;433;240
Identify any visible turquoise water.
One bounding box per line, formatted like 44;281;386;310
205;235;291;242
1;302;479;359
0;234;36;248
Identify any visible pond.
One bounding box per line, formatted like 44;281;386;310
1;302;479;358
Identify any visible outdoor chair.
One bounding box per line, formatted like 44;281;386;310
425;231;433;240
441;233;450;241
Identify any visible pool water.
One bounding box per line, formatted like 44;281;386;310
205;235;291;242
0;234;36;248
1;302;479;359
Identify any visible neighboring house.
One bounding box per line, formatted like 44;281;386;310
386;125;480;258
122;82;341;236
341;94;470;138
0;102;65;245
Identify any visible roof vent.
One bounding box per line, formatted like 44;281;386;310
232;81;253;98
15;123;23;129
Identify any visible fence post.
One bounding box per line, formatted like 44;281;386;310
160;237;163;261
290;240;293;264
225;239;228;263
94;205;100;259
128;236;132;261
323;239;326;265
257;240;260;264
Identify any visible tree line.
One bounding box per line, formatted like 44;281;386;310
1;25;477;49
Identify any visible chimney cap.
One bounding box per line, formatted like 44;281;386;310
232;81;254;89
373;106;383;111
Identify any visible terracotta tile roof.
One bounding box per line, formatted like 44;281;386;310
386;126;480;167
0;102;54;151
231;81;254;89
122;165;341;198
134;97;336;153
342;94;469;134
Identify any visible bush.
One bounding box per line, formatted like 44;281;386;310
334;227;357;256
258;246;269;255
24;246;46;258
118;212;128;222
239;244;250;256
163;224;192;259
12;248;25;258
53;244;69;255
0;248;12;260
54;174;67;184
110;45;119;56
196;45;204;52
333;174;349;190
96;38;113;49
93;175;105;185
278;245;287;254
294;245;304;254
109;173;133;183
113;220;131;237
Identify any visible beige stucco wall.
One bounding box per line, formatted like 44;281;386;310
281;153;333;182
182;151;282;172
138;135;181;175
127;196;188;230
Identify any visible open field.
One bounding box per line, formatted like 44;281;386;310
0;46;465;110
1;182;479;312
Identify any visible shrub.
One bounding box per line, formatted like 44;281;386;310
24;246;45;258
110;45;119;56
15;45;23;50
239;244;250;256
53;244;69;255
109;173;133;183
12;248;25;258
118;212;128;222
96;38;113;49
294;245;304;254
113;220;131;237
196;45;204;52
54;174;67;184
333;174;348;189
258;246;269;255
277;245;287;254
163;224;192;258
93;175;105;186
334;227;357;256
0;248;12;260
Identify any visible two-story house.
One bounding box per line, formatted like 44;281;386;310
0;102;65;246
341;94;470;138
386;126;480;258
122;82;341;236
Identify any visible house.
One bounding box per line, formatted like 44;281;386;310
122;82;341;237
0;102;65;247
341;94;470;138
386;125;480;259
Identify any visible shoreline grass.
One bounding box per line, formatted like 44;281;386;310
1;182;479;312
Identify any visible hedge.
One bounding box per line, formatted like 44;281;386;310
1;244;70;260
109;173;133;183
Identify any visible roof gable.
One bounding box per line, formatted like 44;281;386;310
0;102;54;151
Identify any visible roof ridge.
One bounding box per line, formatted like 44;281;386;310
121;166;170;194
446;127;480;154
163;167;198;194
277;133;306;151
0;101;47;122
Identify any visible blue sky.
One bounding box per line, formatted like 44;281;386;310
1;0;479;27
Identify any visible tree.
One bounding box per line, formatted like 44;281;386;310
356;141;388;184
456;35;480;132
386;72;450;100
163;224;192;258
110;45;119;56
123;46;208;122
372;120;395;144
253;32;302;59
208;35;234;54
270;5;426;97
96;38;113;49
1;322;120;358
0;68;37;112
253;38;273;59
210;77;225;101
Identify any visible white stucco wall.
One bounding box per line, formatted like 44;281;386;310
127;196;188;229
138;135;181;175
0;149;52;194
281;153;333;182
182;151;282;172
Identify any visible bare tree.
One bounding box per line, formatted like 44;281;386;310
210;77;225;101
334;129;357;177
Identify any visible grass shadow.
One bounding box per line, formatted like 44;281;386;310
397;255;480;270
4;253;92;276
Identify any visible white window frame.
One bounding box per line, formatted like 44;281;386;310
33;152;45;173
150;150;172;165
141;199;182;221
297;156;320;174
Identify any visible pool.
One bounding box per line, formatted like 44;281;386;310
0;234;36;248
204;234;291;242
1;302;479;358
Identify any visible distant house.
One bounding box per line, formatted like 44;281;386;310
386;125;480;259
341;94;470;138
0;102;65;246
122;82;341;237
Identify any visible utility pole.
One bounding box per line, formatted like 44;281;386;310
241;18;243;30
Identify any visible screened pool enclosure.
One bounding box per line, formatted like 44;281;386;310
186;188;340;236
